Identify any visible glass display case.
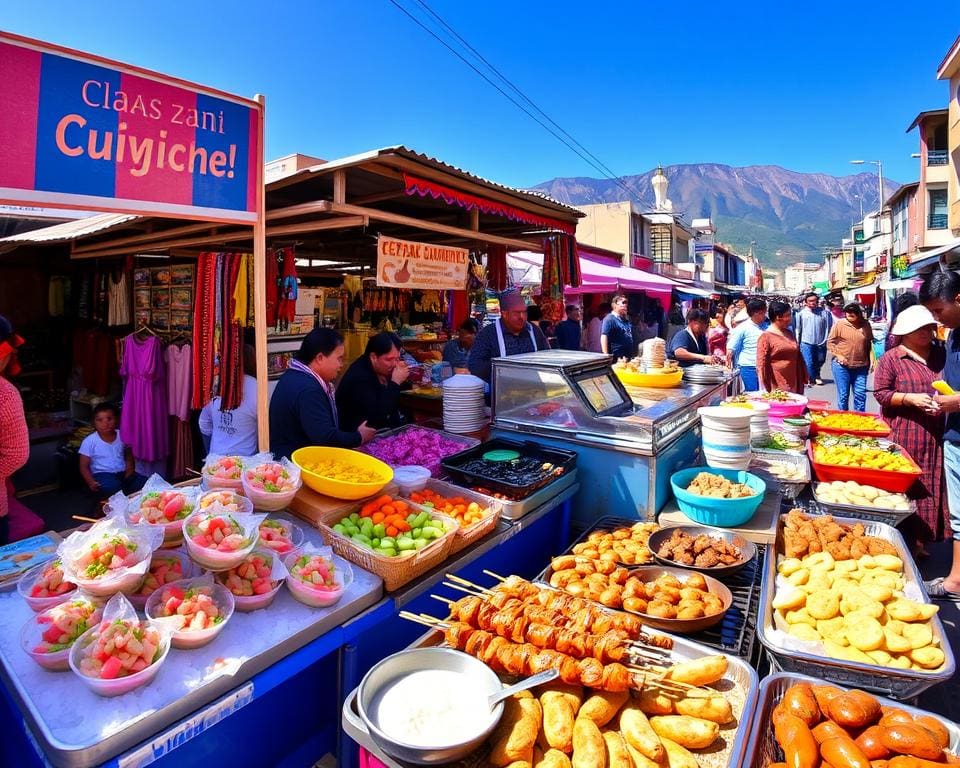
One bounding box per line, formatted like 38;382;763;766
492;351;732;455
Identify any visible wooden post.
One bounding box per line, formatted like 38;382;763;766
252;94;270;452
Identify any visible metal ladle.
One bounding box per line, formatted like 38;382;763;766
486;668;559;710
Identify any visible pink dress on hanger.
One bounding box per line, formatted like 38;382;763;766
165;344;192;421
120;335;169;462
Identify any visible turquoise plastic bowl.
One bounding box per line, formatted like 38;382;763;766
670;467;766;527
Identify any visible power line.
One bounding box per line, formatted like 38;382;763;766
385;0;656;210
409;0;656;210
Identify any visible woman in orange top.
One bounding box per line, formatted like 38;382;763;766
757;300;808;394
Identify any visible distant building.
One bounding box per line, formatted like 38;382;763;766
784;263;822;295
936;38;960;236
887;182;919;277
264;153;326;183
906;110;952;249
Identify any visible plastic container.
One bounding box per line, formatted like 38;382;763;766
17;560;77;612
181;510;262;571
127;487;198;546
807;441;922;493
669;467;766;527
215;549;286;612
241;459;302;512
613;367;683;388
128;549;196;611
746;391;808;418
808;408;892;437
69;620;171;697
284;550;353;608
197;490;254;516
145;579;235;649
291;446;393;500
20;597;104;671
258;516;305;557
201;455;246;491
391;465;431;495
440;438;578;499
781;417;811;440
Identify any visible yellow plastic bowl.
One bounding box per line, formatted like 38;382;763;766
291;446;394;500
614;368;683;388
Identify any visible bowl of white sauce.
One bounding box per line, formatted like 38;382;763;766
354;647;504;764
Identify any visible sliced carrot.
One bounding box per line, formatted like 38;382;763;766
386;525;398;537
395;520;411;533
380;504;396;515
393;500;409;512
371;511;386;524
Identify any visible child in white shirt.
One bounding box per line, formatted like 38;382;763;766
78;403;144;499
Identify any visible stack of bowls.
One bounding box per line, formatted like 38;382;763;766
698;406;753;470
748;401;771;444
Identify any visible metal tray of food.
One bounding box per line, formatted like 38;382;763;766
757;513;955;699
440;438;578;498
808;481;917;525
749;449;810;500
342;627;759;768
742;671;960;767
448;468;579;521
562;515;660;566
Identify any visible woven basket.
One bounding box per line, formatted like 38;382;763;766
407;479;502;555
314;504;458;592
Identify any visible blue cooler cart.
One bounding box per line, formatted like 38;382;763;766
489;351;737;528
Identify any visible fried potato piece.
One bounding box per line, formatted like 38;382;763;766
649;715;719;750
788;623;822;642
675;695;734;724
659;737;699;768
661;655;727;686
578;690;629;728
772;588;807;612
846;615;885;652
901;623;933;650
883;628;913;654
910;646;946;669
807;592;841;620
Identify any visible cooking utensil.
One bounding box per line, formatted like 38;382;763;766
648;524;757;577
624;566;733;633
487;668;558;710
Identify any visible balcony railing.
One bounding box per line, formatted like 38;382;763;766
928;150;948;166
929;213;949;230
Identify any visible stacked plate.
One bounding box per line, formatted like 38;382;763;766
683;364;727;384
698;406;752;470
442;374;487;433
748;401;771;444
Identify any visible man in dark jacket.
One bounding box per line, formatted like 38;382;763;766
336;332;411;432
468;291;549;382
269;328;375;459
554;305;582;351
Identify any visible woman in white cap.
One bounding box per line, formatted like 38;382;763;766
873;304;946;556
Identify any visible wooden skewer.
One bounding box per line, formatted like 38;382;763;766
482;569;509;582
442;581;488;598
398;611;437;627
71;515;100;523
430;594;454;605
445;574;495;593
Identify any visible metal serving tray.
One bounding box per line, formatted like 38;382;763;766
0;520;384;768
808;482;917;526
440;438;578;498
749;449;810;501
757;513;955;699
446;469;579;521
536;519;766;659
742;671;960;766
342;628;759;768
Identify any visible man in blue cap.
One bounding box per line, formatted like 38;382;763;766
468;290;549;382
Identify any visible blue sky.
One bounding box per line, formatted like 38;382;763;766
4;1;959;188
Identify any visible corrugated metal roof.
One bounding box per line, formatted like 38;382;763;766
271;145;582;217
0;213;140;244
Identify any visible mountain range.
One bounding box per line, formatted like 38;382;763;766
532;164;900;271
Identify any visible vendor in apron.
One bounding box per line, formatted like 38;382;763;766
467;290;550;383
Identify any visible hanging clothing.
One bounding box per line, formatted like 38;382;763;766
120;334;169;462
232;253;249;325
48;276;69;317
165;343;192;421
169;417;193;481
72;329;117;396
192;253;217;410
107;270;131;327
276;247;298;324
266;248;280;327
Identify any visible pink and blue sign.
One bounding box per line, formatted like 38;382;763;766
0;32;261;223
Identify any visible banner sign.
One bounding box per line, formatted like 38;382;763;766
0;32;261;223
376;235;469;290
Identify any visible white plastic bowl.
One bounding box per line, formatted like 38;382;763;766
145;580;235;649
17;561;77;612
69;622;171;697
70;554;149;598
197;490;254;516
284;552;353;608
19;600;103;671
128;550;196;611
215;549;283;612
257;517;305;558
182;512;259;571
392;465;432;495
128;491;196;546
242;482;299;512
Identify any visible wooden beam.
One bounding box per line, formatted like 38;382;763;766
333;170;346;205
352;190;405;205
470;209;480;231
72;200;334;255
329;202;543;250
253;94;269;452
73;216;367;260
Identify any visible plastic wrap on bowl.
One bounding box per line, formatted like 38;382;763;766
284;545;353;608
145;574;235;649
58;518;163;597
215;549;288;611
181;506;264;571
17;559;77;612
241;457;302;512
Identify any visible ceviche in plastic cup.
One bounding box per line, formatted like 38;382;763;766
145;577;235;650
69;593;173;697
20;595;103;671
202;455;246;491
182;508;262;571
129;549;195;610
197;489;254;516
128;487;198;546
258;517;304;556
59;520;162;598
215;549;287;612
241;460;301;512
18;559;77;612
284;546;352;608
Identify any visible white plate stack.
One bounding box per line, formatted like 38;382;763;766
683;364;727;384
747;401;771;444
442;374;487;434
698;406;752;470
640;338;666;369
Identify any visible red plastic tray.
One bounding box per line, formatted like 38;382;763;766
808;409;892;437
807;441;921;493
